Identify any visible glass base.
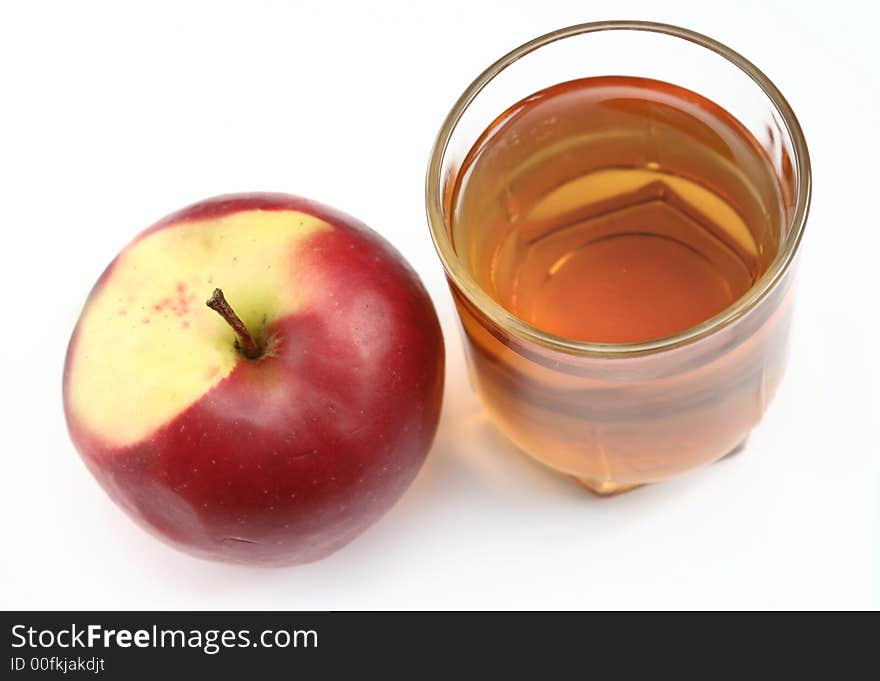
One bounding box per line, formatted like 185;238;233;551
719;437;748;460
575;437;750;497
574;478;643;496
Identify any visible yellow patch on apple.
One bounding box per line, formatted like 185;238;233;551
68;210;330;447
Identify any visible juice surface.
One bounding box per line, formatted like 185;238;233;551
451;76;784;343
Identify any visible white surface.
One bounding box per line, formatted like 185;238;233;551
1;0;877;610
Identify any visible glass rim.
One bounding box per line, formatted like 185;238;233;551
425;20;812;358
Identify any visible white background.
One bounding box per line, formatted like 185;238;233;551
1;0;877;610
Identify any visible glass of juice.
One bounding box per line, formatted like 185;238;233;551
426;21;811;495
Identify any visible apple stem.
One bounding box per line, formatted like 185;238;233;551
206;288;262;359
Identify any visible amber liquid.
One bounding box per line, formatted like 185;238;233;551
448;77;793;493
452;76;784;343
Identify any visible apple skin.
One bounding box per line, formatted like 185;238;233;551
63;193;444;566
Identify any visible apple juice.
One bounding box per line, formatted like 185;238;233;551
446;76;793;493
450;76;784;343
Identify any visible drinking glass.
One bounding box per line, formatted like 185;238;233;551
425;21;811;495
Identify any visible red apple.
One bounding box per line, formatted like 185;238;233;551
63;193;444;566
